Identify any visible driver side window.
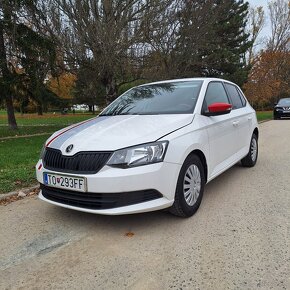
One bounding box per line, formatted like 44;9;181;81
203;82;230;112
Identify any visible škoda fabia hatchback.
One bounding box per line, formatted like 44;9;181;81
36;78;259;217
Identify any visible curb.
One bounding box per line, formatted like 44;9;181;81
258;119;272;124
0;185;39;201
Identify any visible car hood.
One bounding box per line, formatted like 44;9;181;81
46;114;193;154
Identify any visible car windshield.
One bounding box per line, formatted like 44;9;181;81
278;98;290;106
100;81;203;115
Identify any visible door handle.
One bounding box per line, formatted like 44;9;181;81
248;117;252;121
232;121;239;127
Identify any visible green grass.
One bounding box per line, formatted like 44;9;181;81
0;135;49;193
0;113;96;193
256;111;273;122
0;125;65;138
0;112;94;126
0;113;95;138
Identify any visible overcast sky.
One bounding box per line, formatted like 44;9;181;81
247;0;271;39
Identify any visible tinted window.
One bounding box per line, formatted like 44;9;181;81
203;82;229;110
277;98;290;106
237;88;247;106
225;83;243;109
101;81;203;115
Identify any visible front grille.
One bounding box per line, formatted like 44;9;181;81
40;184;163;210
43;148;112;174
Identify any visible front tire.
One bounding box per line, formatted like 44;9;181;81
241;133;258;167
169;154;205;217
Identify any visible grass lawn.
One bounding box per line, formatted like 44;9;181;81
256;111;273;122
0;135;49;193
0;113;94;138
0;125;65;138
0;113;95;193
0;112;94;125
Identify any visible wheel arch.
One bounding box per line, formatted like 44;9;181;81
253;127;259;139
188;149;208;183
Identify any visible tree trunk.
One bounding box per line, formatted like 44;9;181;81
0;22;18;129
105;76;117;104
37;104;43;115
5;96;18;129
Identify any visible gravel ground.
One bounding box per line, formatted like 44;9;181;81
0;120;289;290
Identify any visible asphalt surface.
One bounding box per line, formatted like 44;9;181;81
1;120;289;290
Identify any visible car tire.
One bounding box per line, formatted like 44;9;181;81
274;116;279;120
169;154;205;217
241;133;258;167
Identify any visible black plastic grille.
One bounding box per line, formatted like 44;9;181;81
40;184;162;210
43;148;112;174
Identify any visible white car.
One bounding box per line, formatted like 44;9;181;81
36;78;258;217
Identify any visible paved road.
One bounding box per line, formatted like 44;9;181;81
1;120;289;290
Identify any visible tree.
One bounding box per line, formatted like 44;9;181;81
74;63;106;112
0;1;18;129
0;0;61;127
267;0;290;52
47;72;76;100
171;0;251;86
244;0;289;109
49;0;167;104
16;22;59;115
244;50;290;109
246;5;265;65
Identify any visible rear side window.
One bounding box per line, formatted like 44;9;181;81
237;88;247;106
224;83;244;109
203;82;229;110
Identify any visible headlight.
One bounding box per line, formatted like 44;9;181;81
107;141;168;168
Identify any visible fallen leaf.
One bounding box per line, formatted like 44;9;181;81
125;232;135;238
14;180;22;185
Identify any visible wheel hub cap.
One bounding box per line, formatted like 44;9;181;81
183;165;201;206
251;138;257;161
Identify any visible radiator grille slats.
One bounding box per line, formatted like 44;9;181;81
43;148;111;174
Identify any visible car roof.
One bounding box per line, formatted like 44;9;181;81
139;77;237;87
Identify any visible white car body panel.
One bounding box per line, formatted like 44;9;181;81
36;77;258;215
46;114;193;153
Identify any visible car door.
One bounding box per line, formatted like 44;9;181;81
200;81;240;179
224;83;252;156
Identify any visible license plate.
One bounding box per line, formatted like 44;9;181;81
43;172;86;192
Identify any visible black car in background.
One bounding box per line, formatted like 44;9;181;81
273;98;290;119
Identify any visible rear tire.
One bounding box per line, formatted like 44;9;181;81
241;133;258;167
169;154;205;217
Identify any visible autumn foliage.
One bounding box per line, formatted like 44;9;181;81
47;73;77;100
244;50;290;110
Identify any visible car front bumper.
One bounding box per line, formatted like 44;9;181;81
36;160;181;215
274;110;290;118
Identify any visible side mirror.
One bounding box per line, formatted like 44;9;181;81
203;102;232;117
